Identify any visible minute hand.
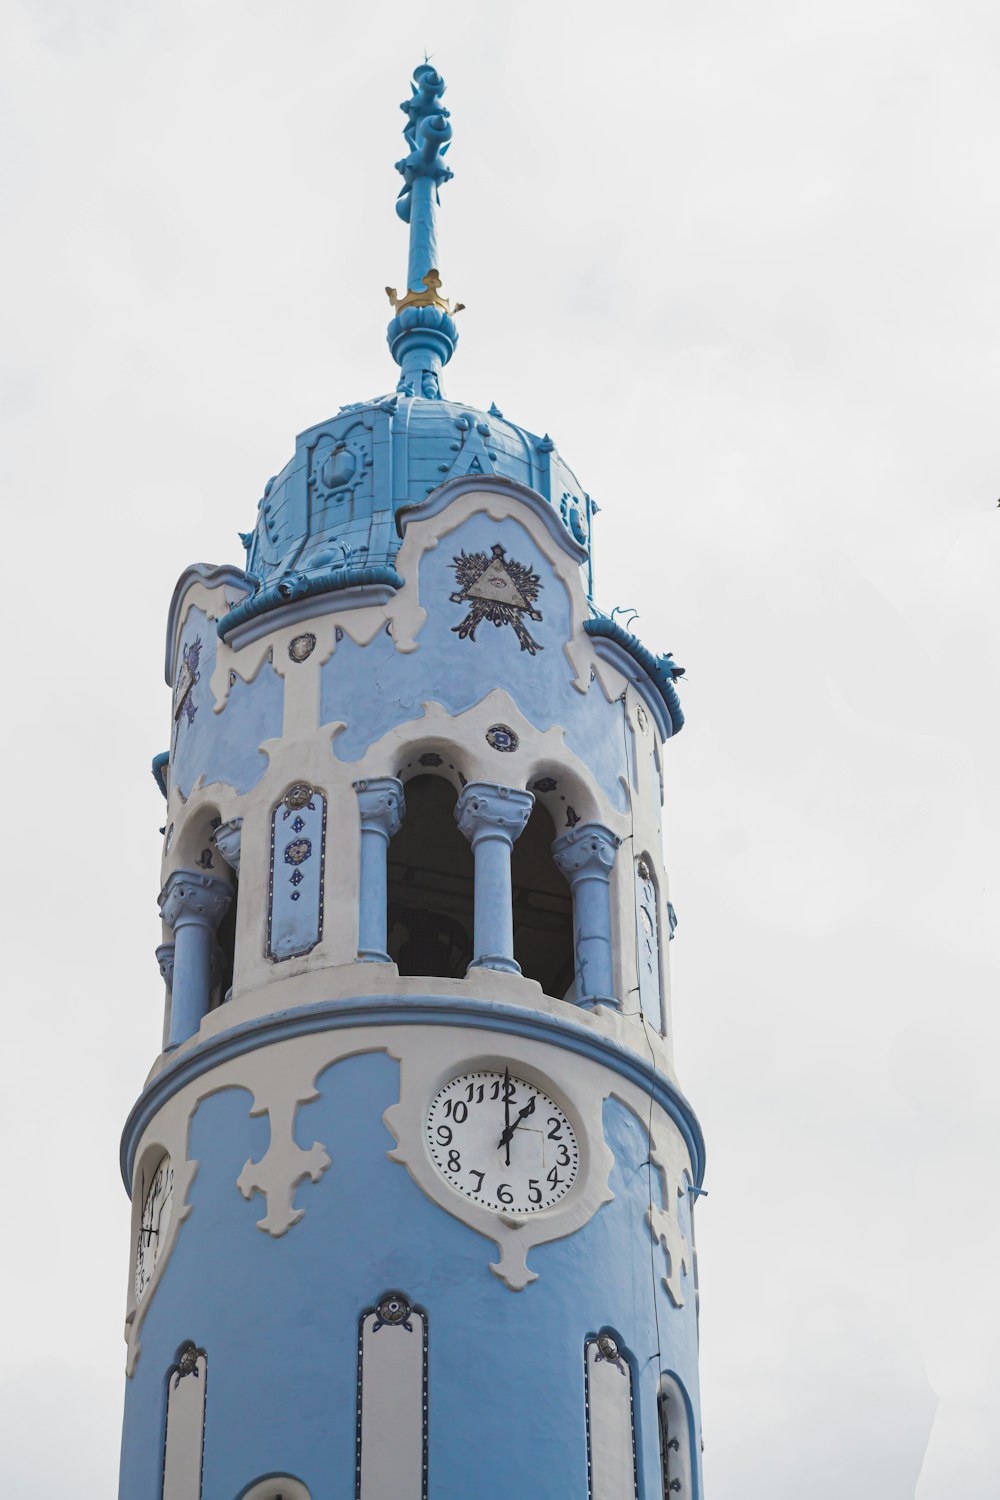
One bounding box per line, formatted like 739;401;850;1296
497;1093;537;1151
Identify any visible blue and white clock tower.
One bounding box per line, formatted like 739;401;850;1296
119;64;706;1500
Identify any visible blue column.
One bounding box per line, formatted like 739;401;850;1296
155;942;175;1052
552;824;622;1009
354;777;405;962
455;782;534;974
158;871;233;1048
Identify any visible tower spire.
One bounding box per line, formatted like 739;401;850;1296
385;63;464;399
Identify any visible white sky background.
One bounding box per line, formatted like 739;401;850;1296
1;0;997;1494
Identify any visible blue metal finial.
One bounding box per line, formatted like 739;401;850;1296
385;64;463;398
396;64;452;290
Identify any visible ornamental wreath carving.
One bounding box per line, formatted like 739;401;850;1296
449;542;543;655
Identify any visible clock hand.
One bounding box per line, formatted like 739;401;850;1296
503;1066;512;1168
497;1092;537;1151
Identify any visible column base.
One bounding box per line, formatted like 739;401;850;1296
357;949;394;964
468;955;522;976
575;995;622;1012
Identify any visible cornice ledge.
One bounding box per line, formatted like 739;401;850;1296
584;617;685;738
216;565;404;644
120;993;705;1191
397;475;589;565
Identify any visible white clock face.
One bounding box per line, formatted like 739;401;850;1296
135;1153;174;1302
426;1069;579;1213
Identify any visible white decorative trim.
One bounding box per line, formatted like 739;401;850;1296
613;1092;692;1307
236;1085;331;1237
226;584;398;651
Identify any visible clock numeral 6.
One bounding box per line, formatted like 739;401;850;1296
497;1183;514;1206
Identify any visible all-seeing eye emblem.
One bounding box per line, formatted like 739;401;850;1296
449;542;543;655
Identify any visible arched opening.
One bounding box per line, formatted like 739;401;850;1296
212;871;238;1006
238;1479;311;1500
510;802;574;997
357;1294;427;1500
387;775;474;978
162;1342;207;1499
635;851;664;1032
584;1331;639;1500
658;1373;695;1497
162;803;238;1035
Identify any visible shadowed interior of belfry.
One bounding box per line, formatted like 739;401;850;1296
388;776;475;978
511;801;574;997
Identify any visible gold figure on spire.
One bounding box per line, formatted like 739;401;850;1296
385;269;465;317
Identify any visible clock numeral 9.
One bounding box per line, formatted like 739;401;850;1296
435;1125;452;1146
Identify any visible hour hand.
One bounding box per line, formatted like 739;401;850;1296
497;1092;537;1150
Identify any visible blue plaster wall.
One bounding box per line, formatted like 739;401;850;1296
170;607;284;799
322;513;628;813
119;1049;701;1499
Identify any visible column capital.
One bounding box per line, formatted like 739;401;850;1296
212;817;243;875
155;943;175;988
353;777;405;841
455;782;533;847
552;823;622;884
159;869;233;931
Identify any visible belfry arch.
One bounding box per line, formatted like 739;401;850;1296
387;772;475;978
510;799;575;997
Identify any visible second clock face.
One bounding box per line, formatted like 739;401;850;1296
426;1070;579;1213
135;1153;174;1302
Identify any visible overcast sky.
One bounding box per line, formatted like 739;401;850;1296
1;1;997;1495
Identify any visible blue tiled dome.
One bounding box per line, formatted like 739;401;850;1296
236;391;593;602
